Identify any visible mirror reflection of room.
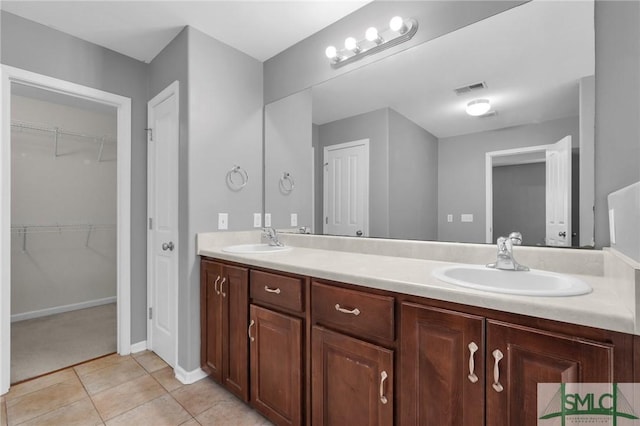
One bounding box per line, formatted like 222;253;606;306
264;0;595;248
10;84;117;384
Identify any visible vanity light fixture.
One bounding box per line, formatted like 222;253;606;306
325;16;419;69
466;99;492;116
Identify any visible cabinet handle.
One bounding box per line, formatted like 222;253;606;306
220;277;227;297
467;342;479;383
335;304;360;316
214;276;221;296
248;319;255;342
492;349;504;392
379;371;389;404
264;286;281;295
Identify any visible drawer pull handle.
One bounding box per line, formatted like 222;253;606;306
220;277;227;298
492;349;504;392
468;342;479;383
214;276;221;295
379;371;389;404
248;319;255;342
264;286;281;294
335;304;360;316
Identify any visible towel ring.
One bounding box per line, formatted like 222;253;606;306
226;165;248;191
279;172;295;194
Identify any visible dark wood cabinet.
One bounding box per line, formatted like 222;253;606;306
311;325;393;426
400;302;485;426
485;320;615;426
200;259;249;401
249;304;303;426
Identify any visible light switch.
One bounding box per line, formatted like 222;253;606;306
218;213;228;230
447;214;453;223
253;213;262;228
291;213;298;227
461;214;474;223
264;213;272;227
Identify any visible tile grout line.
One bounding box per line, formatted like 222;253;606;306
72;365;106;424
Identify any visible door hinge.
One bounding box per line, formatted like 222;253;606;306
145;127;153;141
148;307;152;320
148;218;153;230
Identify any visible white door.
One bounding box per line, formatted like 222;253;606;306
147;81;179;367
545;136;572;247
323;140;369;237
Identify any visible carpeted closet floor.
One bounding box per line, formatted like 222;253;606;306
10;303;116;384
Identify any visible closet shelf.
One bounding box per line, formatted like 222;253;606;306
11;224;116;252
11;120;116;162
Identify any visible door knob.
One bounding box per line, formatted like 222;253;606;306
558;231;567;237
162;241;175;251
356;230;363;237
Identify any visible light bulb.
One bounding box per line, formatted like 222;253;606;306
389;16;406;33
325;45;337;59
344;37;358;51
466;99;491;116
365;27;379;42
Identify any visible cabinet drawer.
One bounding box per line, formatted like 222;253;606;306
312;281;394;342
250;270;304;313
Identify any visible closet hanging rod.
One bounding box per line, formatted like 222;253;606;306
10;120;116;144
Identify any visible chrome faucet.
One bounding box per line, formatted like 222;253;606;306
262;227;283;247
487;232;529;271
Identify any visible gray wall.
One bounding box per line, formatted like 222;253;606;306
438;116;578;243
579;75;595;246
185;27;263;371
1;11;149;343
264;1;524;103
492;163;546;246
594;1;640;248
316;108;389;238
265;89;313;230
388;109;438;240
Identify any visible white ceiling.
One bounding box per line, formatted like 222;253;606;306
312;0;594;138
0;0;372;63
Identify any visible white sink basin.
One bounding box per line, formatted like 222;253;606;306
222;243;292;254
432;264;592;297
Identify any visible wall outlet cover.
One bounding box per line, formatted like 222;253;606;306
218;213;228;230
264;213;271;227
447;214;453;223
253;213;262;228
461;214;474;223
291;213;298;227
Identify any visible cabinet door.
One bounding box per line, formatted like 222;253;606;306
250;305;303;426
312;326;393;426
486;320;615;426
400;302;484;426
222;264;249;402
200;260;224;382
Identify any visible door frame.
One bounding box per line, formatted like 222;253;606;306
323;139;370;237
146;81;179;368
485;144;550;244
0;65;132;394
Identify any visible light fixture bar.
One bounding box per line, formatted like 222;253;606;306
327;18;419;69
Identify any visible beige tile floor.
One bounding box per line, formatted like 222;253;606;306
0;351;273;426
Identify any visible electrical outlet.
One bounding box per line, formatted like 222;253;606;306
264;213;271;227
447;214;453;223
291;213;298;227
218;213;228;230
461;214;474;223
253;213;262;228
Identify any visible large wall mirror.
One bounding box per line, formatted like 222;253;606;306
265;0;595;248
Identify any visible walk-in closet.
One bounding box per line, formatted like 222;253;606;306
10;84;117;383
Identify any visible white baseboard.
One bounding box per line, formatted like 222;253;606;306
130;341;148;354
175;365;208;385
11;296;117;322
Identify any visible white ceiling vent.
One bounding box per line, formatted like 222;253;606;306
454;81;487;96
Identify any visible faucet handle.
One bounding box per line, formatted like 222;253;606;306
508;232;523;245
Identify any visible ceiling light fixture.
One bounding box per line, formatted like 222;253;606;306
325;16;418;69
466;99;491;116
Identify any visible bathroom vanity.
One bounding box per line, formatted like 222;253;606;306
198;231;638;426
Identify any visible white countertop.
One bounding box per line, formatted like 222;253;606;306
197;233;636;335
